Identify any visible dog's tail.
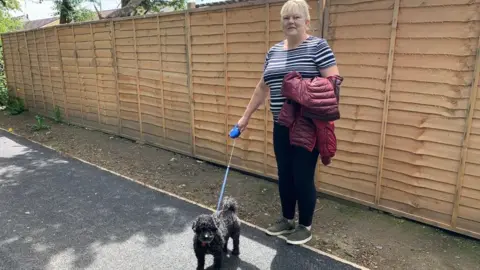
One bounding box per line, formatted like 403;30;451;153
222;196;238;213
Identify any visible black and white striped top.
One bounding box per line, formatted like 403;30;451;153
263;35;337;122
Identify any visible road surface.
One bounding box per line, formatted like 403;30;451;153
0;130;364;270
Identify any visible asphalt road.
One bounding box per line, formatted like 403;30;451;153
0;130;363;270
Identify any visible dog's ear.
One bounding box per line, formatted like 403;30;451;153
192;220;197;231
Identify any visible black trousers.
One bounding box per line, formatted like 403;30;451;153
273;122;319;227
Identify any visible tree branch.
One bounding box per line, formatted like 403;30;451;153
102;0;145;18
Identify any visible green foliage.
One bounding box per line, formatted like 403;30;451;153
0;39;25;116
4;95;24;115
0;47;9;106
143;0;186;14
0;0;23;114
0;0;22;43
53;0;99;23
72;7;96;22
0;87;7;107
0;75;8;108
0;0;20;9
30;114;50;131
121;0;186;16
52;105;62;123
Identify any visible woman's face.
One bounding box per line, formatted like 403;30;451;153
282;10;308;37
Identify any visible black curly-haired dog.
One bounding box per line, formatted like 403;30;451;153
192;196;241;270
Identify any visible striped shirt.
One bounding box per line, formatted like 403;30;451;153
263;35;337;122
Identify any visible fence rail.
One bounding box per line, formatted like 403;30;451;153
2;0;480;239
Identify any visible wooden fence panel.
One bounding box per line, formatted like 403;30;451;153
225;5;268;174
57;27;82;124
90;21;119;133
380;0;479;235
73;24;99;128
14;33;31;106
458;31;480;235
161;13;191;154
41;29;58;114
51;28;68;118
190;9;227;162
1;0;479;239
317;0;394;205
135;17;160;144
26;31;46;112
115;19;141;139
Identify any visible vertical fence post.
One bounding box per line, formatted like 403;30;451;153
374;0;400;205
71;25;84;125
55;28;68;120
15;33;29;108
317;0;325;38
132;19;144;142
32;31;47;112
322;0;330;41
157;16;166;141
43;29;56;110
185;3;195;156
23;31;36;109
110;20;121;135
223;8;229;164
451;36;480;228
264;3;270;175
90;23;101;125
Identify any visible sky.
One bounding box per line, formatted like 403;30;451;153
10;0;221;20
11;0;123;20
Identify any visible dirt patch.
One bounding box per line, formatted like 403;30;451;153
1;111;479;270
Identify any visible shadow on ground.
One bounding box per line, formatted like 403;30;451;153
0;133;360;270
0;135;195;269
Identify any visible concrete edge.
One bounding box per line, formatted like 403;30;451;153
0;127;370;270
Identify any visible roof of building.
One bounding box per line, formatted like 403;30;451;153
23;17;59;30
96;9;117;18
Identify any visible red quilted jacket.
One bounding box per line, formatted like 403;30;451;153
277;71;343;165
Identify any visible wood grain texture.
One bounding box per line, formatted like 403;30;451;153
375;0;399;204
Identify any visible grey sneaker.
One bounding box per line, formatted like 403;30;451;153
286;225;312;245
266;217;295;236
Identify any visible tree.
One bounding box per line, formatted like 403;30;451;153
0;0;21;45
52;0;98;24
0;0;21;32
95;0;186;19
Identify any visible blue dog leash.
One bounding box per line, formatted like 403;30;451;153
216;125;241;213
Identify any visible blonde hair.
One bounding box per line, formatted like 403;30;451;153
280;0;311;21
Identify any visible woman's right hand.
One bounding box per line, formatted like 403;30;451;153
237;116;249;133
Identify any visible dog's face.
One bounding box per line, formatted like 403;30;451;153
192;214;218;245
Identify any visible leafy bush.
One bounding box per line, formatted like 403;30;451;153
0;8;25;115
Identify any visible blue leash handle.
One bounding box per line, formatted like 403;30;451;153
216;125;241;212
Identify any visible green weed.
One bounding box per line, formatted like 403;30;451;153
30;115;50;131
52;106;62;123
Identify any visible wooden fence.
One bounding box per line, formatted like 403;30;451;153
1;0;479;240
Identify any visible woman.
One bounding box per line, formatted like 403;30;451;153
235;0;340;245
